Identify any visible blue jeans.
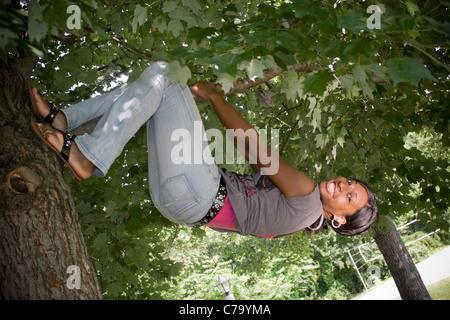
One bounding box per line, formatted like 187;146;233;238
62;62;220;224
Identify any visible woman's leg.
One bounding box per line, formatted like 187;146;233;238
61;85;129;132
33;62;169;178
70;62;169;177
31;77;131;133
146;82;220;225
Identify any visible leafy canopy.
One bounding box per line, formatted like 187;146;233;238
2;0;448;299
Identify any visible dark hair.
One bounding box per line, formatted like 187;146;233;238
308;179;379;237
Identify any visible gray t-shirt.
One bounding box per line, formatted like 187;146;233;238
218;168;323;237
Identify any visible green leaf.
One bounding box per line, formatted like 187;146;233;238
75;46;93;67
80;0;98;9
352;64;366;84
169;6;197;28
166;60;191;86
387;57;436;86
152;16;167;32
168;19;183;37
280;70;303;101
28;4;48;43
75;200;92;215
273;49;297;69
0;28;18;49
337;9;367;34
188;26;217;43
343;38;373;57
405;1;420;17
132;4;148;33
168;47;190;60
337;167;353;178
293;0;323;19
337;127;347;148
163;0;179;13
323;41;345;58
93;233;110;252
216;73;235;94
142;35;154;48
106;281;124;297
302;70;334;96
315;133;327;149
240;58;266;79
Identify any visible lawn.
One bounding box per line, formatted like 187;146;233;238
427;278;450;300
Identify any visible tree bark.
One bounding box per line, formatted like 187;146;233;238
0;55;101;299
374;217;431;300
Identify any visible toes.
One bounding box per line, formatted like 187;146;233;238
38;124;55;139
31;88;43;101
31;88;48;111
42;126;53;136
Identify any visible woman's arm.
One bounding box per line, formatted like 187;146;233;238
190;82;316;197
191;82;262;173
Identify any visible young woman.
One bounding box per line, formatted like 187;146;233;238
30;62;378;238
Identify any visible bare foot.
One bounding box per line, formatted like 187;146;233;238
31;88;68;133
38;124;94;180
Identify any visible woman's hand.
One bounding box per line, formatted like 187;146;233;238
189;81;225;103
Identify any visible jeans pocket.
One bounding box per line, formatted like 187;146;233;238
160;174;200;217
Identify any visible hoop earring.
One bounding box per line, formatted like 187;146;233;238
331;219;341;229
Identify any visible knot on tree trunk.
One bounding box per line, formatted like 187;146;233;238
6;166;42;194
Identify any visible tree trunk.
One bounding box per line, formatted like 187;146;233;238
374;217;431;300
0;55;102;299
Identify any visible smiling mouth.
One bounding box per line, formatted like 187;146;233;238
327;181;335;197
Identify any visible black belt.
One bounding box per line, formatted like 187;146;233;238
189;176;227;229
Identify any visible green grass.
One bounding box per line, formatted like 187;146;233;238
352;277;450;300
391;277;450;300
428;278;450;300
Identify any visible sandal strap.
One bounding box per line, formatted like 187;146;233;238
60;133;76;162
43;103;60;125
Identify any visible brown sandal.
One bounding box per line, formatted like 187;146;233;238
31;120;82;182
29;86;62;127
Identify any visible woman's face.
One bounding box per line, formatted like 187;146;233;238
319;177;369;223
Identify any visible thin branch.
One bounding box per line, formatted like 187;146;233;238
259;104;293;128
280;119;301;155
111;37;153;59
231;63;310;94
201;62;387;102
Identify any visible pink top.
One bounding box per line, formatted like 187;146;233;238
206;196;277;239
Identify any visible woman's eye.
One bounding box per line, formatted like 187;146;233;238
348;193;352;202
348;178;352;185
